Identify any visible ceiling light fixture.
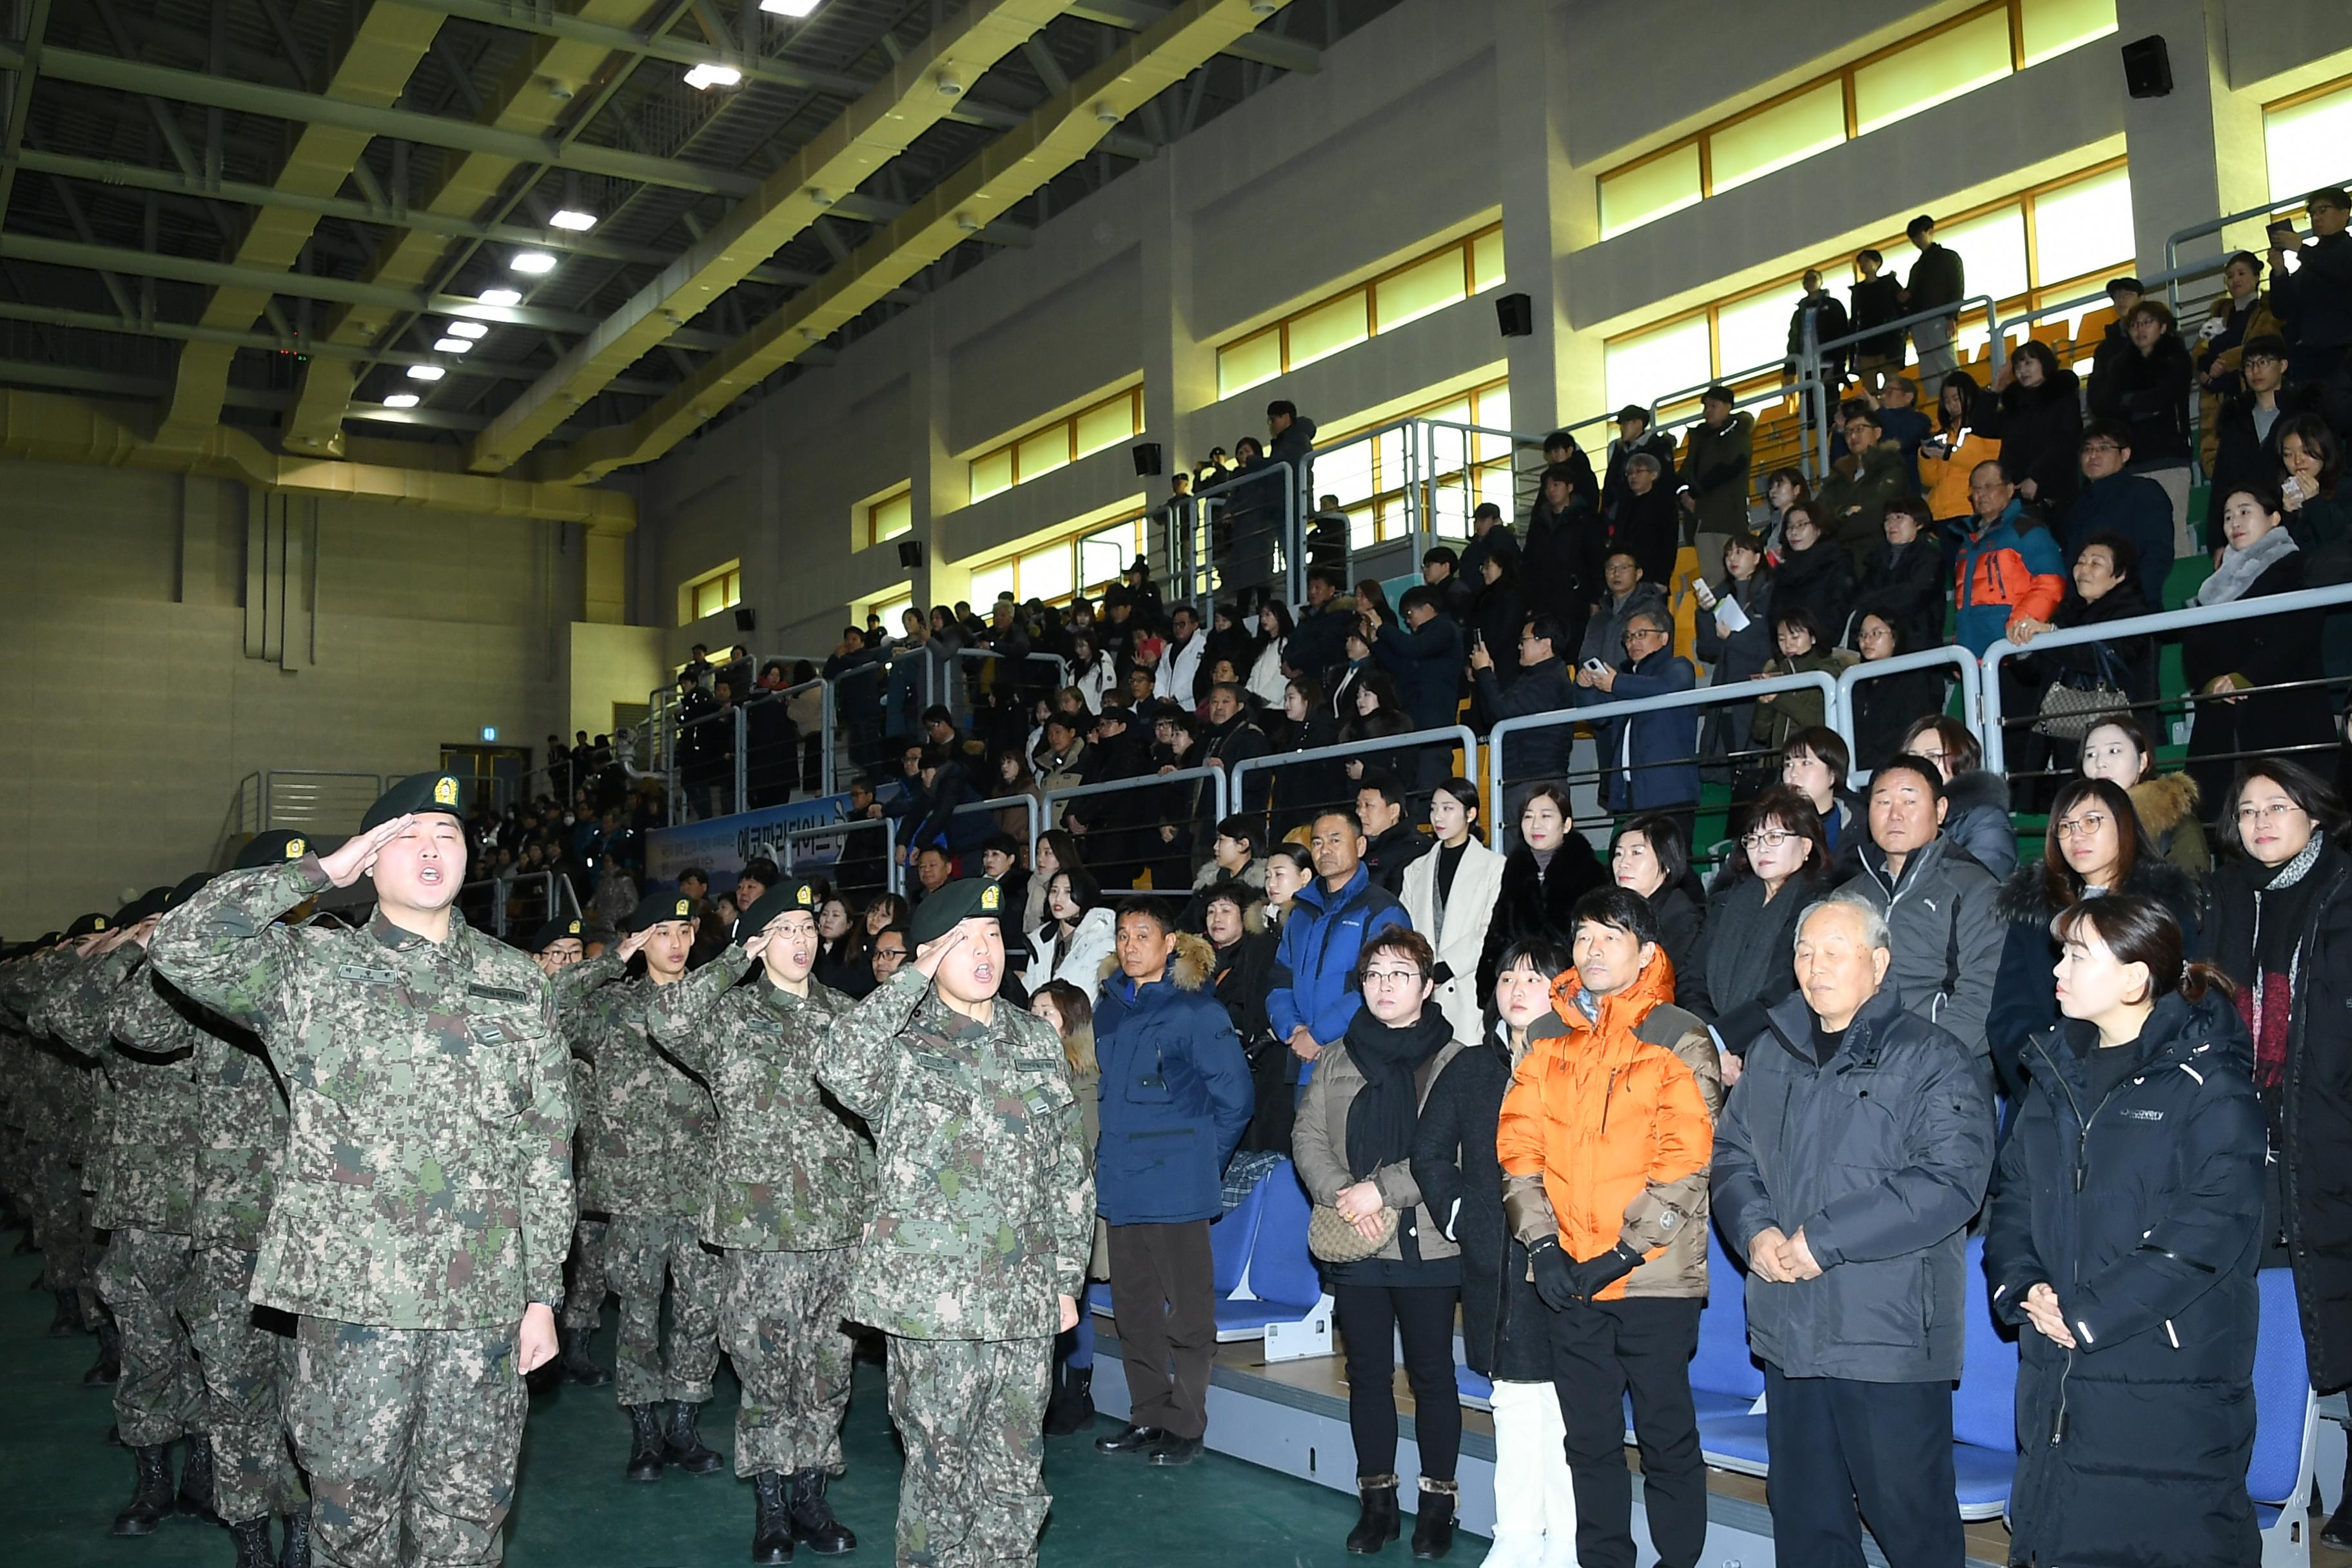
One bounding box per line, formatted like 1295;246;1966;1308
406;364;446;382
382;393;421;409
549;209;598;231
509;251;558;275
477;288;522;306
759;0;821;14
433;337;475;353
445;321;488;339
935;70;965;98
683;63;741;90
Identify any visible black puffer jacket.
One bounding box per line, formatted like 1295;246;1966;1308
1411;1026;1553;1380
1985;992;2265;1568
1681;870;1826;1037
1476;838;1605;998
1940;767;2018;881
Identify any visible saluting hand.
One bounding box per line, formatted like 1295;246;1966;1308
318;814;413;888
912;928;965;981
614;927;652;963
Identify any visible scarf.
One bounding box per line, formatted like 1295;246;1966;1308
1342;1008;1453;1181
2195;525;2299;607
2242;831;2327;1090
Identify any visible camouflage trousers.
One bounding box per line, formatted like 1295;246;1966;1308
286;1317;527;1568
185;1245;306;1524
95;1226;202;1447
605;1213;721;1408
722;1246;855;1479
886;1335;1052;1568
559;1217;608;1333
29;1150;97;1299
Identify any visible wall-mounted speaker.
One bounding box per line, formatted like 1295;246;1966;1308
2121;35;2172;98
897;540;924;570
1496;292;1533;338
1131;442;1163;476
732;607;757;632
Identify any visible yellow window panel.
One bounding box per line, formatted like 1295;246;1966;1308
1471;228;1506;293
1375;250;1469;334
870;491;912;544
1710;83;1847;197
1073;395;1137;460
1021;544;1075;604
1217;329;1283;399
970;447;1014;503
2266;85;2352;205
968;562;1016;606
1605;316;1710;416
1286;288;1370;371
2019;0;2117;68
2032;167;2134;291
1016;426;1070;484
1600;143;1701;239
1852;10;2013;138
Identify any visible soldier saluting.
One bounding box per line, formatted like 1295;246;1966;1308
818;879;1093;1568
150;774;574;1568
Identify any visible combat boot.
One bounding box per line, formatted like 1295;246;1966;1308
1345;1475;1400;1554
556;1327;609;1386
230;1516;273;1568
663;1398;723;1475
177;1433;219;1522
47;1288;79;1337
83;1317;121;1385
278;1507;311;1568
112;1446;176;1536
1041;1363;1094;1436
749;1471;794;1563
785;1468;855;1555
625;1404;665;1482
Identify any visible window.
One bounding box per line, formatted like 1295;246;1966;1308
1313;380;1513;547
861;587;916;634
965;512;1152;609
861;485;912;549
967;386;1143;504
2264;77;2352;204
679;561;741;626
1215;224;1505;398
1596;0;2117;239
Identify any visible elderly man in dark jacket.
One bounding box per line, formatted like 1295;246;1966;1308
1089;910;1254;1467
1713;891;1993;1568
1471;614;1577;785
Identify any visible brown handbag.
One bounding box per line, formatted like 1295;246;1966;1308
1308;1202;1397;1264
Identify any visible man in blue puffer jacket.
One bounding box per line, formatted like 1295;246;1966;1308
1266;809;1411;1096
1088;907;1253;1469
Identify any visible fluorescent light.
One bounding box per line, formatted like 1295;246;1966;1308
382;393;420;409
760;0;821;15
549;209;597;231
476;288;522;306
683;63;741;90
406;364;446;382
433;337;475;354
509;251;558;275
445;320;488;339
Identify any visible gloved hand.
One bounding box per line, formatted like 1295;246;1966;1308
1527;1237;1578;1311
1567;1242;1647;1300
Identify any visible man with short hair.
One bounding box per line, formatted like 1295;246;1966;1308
819;881;1093;1568
1471;614;1577;783
1580;552;1666;671
1814;405;1910;565
1266;398;1318;525
2268;188;2352;431
1903;215;1965;398
732;859;778;919
1712;892;1993;1568
1420;546;1475;626
912;845;954;902
1196;681;1270;827
1371;585;1466;786
1355;770;1431;896
1872;375;1933;487
1674;385;1755;582
1498;887;1720;1568
2064;418;2176;593
1153;603;1206;707
1524;460;1597;654
1952;462;2066;657
1786;269;1852;391
1089;903;1253;1467
1282;567;1356;689
1458;500;1522;586
1839;758;2003;1076
1578;607;1700;838
1848;250;1907;395
1266;809;1410;1093
1603;404;1680;522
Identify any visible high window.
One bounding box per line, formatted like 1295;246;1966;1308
861;485;912;549
1311;379;1513;549
2264;77;2352;204
968;386;1144;505
679;561;741;625
1215;225;1506;399
965;511;1152;609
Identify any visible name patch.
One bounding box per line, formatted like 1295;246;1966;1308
467;983;529;1003
338;965;399;986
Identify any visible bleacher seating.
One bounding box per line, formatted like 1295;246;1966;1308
2251;1266;2320;1564
1951;1235;2021;1521
1091;1159;1329;1344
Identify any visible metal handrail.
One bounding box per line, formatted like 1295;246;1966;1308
734;676;831;802
947;792;1042;868
2162;175;2351;313
1040;765;1228;881
1977;582;2352;772
1226;722;1480;824
1834;647;1984;789
1179;458;1299;609
1652;375;1835;486
781;813;901;897
1484;670;1841;850
1649;293;1996;425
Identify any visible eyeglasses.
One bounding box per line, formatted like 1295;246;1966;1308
2236;800;2307;827
2080;440;2122;455
1741;829;1797;850
1362;968;1424;988
2052;812;2110;841
1622;626;1666;643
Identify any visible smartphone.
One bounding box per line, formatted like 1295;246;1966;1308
1582;658;1610;676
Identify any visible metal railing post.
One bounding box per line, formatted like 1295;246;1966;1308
1834;648;1984;790
1227;723;1479;836
733;705;748;818
820;678;837;798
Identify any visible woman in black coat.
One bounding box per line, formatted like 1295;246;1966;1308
1607;813;1705;1009
1681;787;1834;1073
1996;341;2084;515
1854;497;1945;654
1475;783;1605;997
1986;896;2264;1568
1411;937;1577;1565
1770;503;1857;646
2006;531;2161;774
1692;533;1774;783
1847;609;1951;774
2088;300;2195;469
2182;484;2334;810
1271;676;1346;836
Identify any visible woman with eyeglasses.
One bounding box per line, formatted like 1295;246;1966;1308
1746;607;1841;756
1682;786;1832;1085
2081;715;2210;877
1986;778;2200;1098
1897;715;2019;880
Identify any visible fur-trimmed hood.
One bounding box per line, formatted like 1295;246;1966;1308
1094;929;1215;993
2130;770;2201;840
1944;766;2010;820
1995;852;2200;926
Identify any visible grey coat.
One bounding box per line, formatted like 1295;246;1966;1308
1711;987;1994;1382
1840;836;2004;1062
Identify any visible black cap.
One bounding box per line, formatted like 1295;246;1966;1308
1472;501;1502;520
1095;705;1135;730
235;830;313;870
2106;275;2144;295
737;877;821;941
359;772;470;833
64;912;110;939
908;878;1007;947
1616;404;1651;424
524;916;585;954
114;887;173;926
621;891;698;935
166;874;213;908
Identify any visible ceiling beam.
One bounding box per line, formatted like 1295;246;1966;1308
470;0;1079;473
383;0;870;97
535;0;1300;484
0;0;54;222
1067;0;1318;72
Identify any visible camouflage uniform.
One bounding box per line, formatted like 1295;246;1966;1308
45;946;206;1450
564;954;721;1409
816;969;1093;1568
1;945;103;1317
647;948;872;1478
548;961;613;1338
149;858;573;1568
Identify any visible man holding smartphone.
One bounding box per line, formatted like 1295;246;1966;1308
2270;188;2352;432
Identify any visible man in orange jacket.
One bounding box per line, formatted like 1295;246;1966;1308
1497;886;1722;1568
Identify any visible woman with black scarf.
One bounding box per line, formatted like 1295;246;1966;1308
1292;928;1468;1558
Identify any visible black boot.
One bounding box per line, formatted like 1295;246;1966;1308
103;1423;124;1446
785;1467;855;1555
625;1404;665;1482
1092;1422;1164;1455
749;1471;794;1564
1041;1364;1095;1436
178;1433;219;1522
1409;1482;1458;1560
48;1288;79;1337
663;1398;723;1475
230;1517;273;1568
1345;1476;1400;1555
112;1446;176;1536
556;1327;609;1386
83;1317;121;1386
278;1508;311;1568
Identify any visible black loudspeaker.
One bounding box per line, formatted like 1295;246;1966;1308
2121;35;2172;98
1131;441;1162;476
1496;292;1533;338
897;540;924;570
732;607;757;632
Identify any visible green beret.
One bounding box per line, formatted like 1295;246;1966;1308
622;890;698;935
64;912;110;939
524;916;585;954
166;874;213;908
360;772;470;833
736;877;821;941
908;878;1007;947
234;830;314;870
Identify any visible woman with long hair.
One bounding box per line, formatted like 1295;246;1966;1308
1340;671;1409;783
1916;371;2003;528
1995;338;2084;513
1023;828;1084;937
1247;600;1295;709
1398;779;1506;1048
1609;814;1703;1008
1029;867;1117;988
812;892;865;994
1271;678;1345;836
1477;783;1606;995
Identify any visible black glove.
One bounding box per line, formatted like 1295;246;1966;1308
1527;1237;1578;1312
1567;1242;1647;1300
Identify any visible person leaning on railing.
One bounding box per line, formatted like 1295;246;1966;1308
2182;482;2335;810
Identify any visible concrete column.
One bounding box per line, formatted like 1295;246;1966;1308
1138;157;1207;583
1493;0;1602;442
582;522;629;624
2115;0;2271;279
908;306;956;607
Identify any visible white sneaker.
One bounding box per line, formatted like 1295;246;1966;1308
1478;1533;1545;1568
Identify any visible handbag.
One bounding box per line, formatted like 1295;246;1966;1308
1308;1201;1397;1264
2032;643;2128;740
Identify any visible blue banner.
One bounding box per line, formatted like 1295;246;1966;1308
646;794;858;891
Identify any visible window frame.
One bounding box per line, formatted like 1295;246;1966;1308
963;511;1153;611
678;561;743;627
1313;378;1513;549
966;385;1144;505
861;485;913;549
